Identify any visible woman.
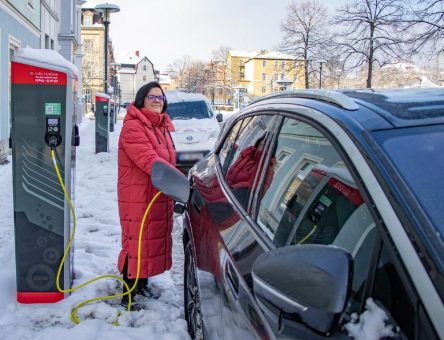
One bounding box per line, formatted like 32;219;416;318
117;82;176;308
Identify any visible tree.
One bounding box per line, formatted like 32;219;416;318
280;0;332;88
211;46;232;104
401;0;444;58
333;0;406;88
166;55;192;89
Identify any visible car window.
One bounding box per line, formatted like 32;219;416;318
255;116;377;309
167;100;211;120
218;115;275;209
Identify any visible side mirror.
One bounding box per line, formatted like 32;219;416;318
216;113;223;123
151;162;190;203
252;245;352;335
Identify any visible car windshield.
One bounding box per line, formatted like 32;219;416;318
167;101;211;120
372;124;444;262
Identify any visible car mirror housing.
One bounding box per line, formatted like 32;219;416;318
252;244;352;335
216;113;223;123
151;161;190;203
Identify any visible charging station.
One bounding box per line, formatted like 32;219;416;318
11;50;79;303
95;93;110;153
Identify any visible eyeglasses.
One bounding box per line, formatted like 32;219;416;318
146;95;166;102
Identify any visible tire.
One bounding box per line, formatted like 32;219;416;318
184;242;204;340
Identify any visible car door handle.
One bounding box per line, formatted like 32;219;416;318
225;261;239;297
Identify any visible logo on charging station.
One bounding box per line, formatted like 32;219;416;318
45;103;61;116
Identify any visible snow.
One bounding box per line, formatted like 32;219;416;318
96;92;110;99
0;119;189;340
345;298;397;340
16;47;79;77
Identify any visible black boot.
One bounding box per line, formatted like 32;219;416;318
135;278;161;299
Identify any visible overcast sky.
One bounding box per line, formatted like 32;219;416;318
84;0;344;71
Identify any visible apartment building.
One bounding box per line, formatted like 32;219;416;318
0;0;82;163
117;51;155;102
244;51;305;97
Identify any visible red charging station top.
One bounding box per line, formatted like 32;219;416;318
95;96;109;103
11;62;67;86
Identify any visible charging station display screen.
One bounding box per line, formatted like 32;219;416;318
48;118;59;125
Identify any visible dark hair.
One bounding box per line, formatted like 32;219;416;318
134;81;168;112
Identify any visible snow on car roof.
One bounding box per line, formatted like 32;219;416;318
165;91;208;103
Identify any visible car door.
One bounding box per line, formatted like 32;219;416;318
215;113;279;339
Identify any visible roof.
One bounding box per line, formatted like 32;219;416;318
253;51;297;60
229;50;259;58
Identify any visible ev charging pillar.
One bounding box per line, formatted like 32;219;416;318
11;49;78;303
95;93;110;153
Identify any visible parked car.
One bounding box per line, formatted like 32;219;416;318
181;89;444;339
121;100;131;108
165;91;223;172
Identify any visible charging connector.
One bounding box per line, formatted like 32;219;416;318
44;116;62;148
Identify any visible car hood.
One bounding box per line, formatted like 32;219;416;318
171;118;220;144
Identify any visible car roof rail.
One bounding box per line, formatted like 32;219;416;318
250;89;360;111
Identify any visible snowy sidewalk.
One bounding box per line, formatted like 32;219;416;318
0;119;190;340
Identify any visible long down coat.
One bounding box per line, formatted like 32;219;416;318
117;104;176;279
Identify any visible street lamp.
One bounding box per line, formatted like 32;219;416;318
94;3;120;94
335;69;342;89
319;61;325;89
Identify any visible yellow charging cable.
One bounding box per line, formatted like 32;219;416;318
51;149;161;325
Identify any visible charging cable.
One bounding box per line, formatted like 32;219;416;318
51;147;161;325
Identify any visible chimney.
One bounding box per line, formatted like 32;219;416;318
135;50;140;58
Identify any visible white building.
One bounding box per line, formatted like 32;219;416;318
117;51;156;102
0;0;83;163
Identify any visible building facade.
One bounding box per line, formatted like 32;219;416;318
244;51;305;97
0;0;67;163
117;51;155;102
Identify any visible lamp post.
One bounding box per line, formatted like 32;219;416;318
319;61;324;89
94;3;120;94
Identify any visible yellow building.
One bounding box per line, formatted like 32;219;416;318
244;51;305;96
227;50;305;98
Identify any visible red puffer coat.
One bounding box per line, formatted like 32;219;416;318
117;104;176;279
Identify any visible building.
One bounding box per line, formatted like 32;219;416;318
244;51;305;96
0;0;79;163
227;50;258;94
81;2;105;112
117;51;155;102
158;72;176;92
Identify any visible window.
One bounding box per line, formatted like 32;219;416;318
218;116;275;209
239;59;244;66
84;14;93;27
261;86;267;94
274;60;278;68
143;76;146;81
274;74;278;81
45;34;50;49
262;60;267;67
262;73;267;81
255;117;376;310
282;61;286;68
84;89;91;103
143;65;147;71
280;73;285;81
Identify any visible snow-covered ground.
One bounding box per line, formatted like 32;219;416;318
0;118;189;340
0;111;397;340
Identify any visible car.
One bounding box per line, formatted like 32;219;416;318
181;89;444;339
165;91;223;172
121;100;131;108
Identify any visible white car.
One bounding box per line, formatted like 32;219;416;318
165;91;223;171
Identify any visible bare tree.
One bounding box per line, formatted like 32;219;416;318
401;0;444;57
211;46;232;104
166;55;192;89
333;0;406;88
280;0;332;88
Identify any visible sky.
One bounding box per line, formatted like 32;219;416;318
0;110;399;339
83;0;345;71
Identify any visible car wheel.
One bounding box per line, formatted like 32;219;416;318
184;242;204;339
